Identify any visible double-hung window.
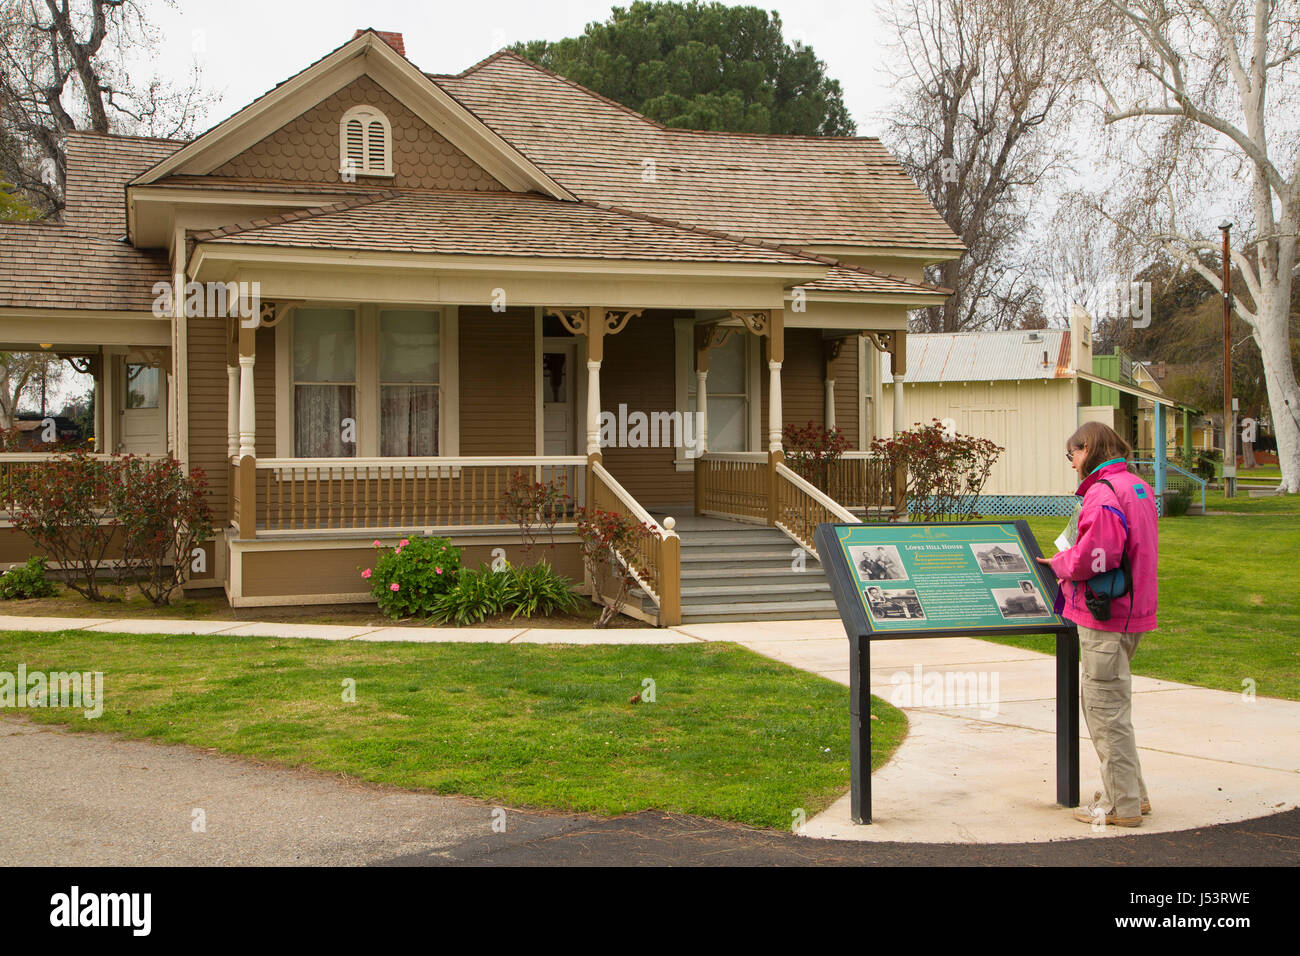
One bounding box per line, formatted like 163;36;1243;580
289;306;442;458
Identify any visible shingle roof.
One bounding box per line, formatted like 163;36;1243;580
0;222;168;311
798;264;948;297
883;329;1074;383
432;52;964;252
63;131;185;236
192;189;825;265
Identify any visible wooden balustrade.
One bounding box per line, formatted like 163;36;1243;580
590;461;681;627
773;462;861;555
694;452;768;521
0;453;118;512
252;457;586;533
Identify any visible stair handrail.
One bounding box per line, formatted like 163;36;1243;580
773;461;861;556
1132;458;1207;514
590;461;682;626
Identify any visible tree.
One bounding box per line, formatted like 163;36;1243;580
880;0;1094;332
1084;0;1300;491
0;351;64;427
0;0;210;213
0;178;40;218
512;1;854;135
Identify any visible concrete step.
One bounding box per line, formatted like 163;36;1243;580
680;531;792;548
681;581;832;604
680;569;827;590
681;549;809;567
681;598;841;623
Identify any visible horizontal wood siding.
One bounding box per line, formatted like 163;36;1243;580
762;328;826;440
459;306;535;455
601;311;693;511
832;339;860;449
186;314;229;513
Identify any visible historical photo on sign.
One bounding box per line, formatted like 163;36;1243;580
849;544;907;582
992;584;1051;618
864;586;926;621
970;542;1031;574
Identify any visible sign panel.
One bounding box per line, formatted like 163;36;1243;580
822;520;1069;639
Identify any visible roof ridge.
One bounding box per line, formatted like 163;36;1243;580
65;129;190;146
189;189;400;242
825;260;952;295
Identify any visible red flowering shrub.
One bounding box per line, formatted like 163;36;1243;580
499;470;570;551
870;419;1003;522
574;507;652;628
111;456;213;605
782;420;850;489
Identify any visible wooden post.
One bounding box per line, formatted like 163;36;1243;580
659;532;681;626
891;330;907;436
237;321;257;539
767;308;784;526
585;308;604;509
693;324;712;514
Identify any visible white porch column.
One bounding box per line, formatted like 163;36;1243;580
695;369;708;453
585;359;601;455
825;377;836;430
768;360;783;452
238;354;256;458
227;365;240;459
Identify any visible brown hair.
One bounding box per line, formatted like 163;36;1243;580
1066;421;1132;475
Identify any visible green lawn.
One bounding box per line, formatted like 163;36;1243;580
0;633;904;829
993;500;1300;701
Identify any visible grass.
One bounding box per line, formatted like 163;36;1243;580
0;632;905;829
991;497;1300;701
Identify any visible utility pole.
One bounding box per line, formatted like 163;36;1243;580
1220;221;1236;499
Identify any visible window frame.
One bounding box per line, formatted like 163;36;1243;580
672;317;760;470
276;303;458;459
339;105;394;179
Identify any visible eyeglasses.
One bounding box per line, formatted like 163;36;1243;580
1066;447;1084;462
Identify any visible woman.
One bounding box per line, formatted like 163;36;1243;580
1035;421;1158;828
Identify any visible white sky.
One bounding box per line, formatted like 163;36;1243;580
134;0;901;137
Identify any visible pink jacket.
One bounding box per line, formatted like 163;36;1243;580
1049;460;1159;633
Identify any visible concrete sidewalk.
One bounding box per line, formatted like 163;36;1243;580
1;613;1296;845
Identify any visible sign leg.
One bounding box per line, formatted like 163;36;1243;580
1056;627;1080;807
849;636;871;824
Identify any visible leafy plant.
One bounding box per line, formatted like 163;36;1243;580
5;449;117;599
1164;489;1192;517
430;565;514;625
575;507;652;628
111;456;212;606
508;561;580;618
0;556;58;599
870;419;1004;522
782;420;850;490
363;535;461;620
499;470;570;552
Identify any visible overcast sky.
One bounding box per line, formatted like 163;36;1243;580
134;0;901;137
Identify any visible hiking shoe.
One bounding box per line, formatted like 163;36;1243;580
1073;790;1142;827
1141;799;1151;815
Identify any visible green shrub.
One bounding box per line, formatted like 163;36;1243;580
1164;490;1192;517
431;565;514;625
363;535;461;620
508;561;580;618
0;556;58;600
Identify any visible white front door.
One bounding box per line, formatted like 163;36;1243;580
117;354;167;455
542;342;576;455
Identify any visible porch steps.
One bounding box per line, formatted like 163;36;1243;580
674;522;839;624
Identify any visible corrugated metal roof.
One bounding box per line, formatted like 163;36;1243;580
882;330;1072;383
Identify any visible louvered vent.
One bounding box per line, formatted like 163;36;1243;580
368;119;386;171
339;106;392;178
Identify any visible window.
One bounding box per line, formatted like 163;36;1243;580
285;306;444;458
339;106;393;178
125;363;159;409
379;309;439;456
293;308;357;457
673;319;758;466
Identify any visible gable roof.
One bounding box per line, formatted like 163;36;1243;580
432;52;964;253
0;222;167;311
884;329;1073;383
131;30;573;199
63;131;184;236
190;189;826;266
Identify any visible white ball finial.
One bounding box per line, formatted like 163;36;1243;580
662;516;676;531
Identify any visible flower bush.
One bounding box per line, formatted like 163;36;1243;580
0;556;58;600
111;455;212;605
782;420;850;489
363;535;462;619
499;470;570;552
575;507;652;628
870;419;1003;522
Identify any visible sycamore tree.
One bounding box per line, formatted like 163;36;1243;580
1084;0;1300;491
513;1;854;135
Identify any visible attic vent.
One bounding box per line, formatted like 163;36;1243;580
1024;331;1042;343
339;106;393;178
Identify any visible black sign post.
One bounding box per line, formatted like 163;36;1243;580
814;520;1079;824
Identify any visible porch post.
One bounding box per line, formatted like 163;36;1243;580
891;331;907;436
1154;402;1167;500
93;351;104;453
237;323;257;538
767;308;784;526
226;365;239;460
824;338;841;431
694;327;710;455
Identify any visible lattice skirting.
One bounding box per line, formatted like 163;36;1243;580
907;495;1165;518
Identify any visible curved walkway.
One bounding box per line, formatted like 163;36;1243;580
0;613;1295;846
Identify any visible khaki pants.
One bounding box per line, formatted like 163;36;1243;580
1078;625;1149;818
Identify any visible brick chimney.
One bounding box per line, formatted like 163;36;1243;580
354;29;405;56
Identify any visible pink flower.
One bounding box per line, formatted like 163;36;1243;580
372;539;382;548
400;538;410;547
361;568;372;579
390;583;400;592
435;567;443;575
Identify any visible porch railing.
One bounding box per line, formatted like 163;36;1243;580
0;452;120;513
247;456;587;533
773;462;861;556
822;452;903;515
590;461;682;627
694;451;768;522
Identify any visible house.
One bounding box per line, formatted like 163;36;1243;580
878;306;1191;513
0;29;964;624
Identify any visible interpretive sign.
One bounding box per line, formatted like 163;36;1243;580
813;520;1079;824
